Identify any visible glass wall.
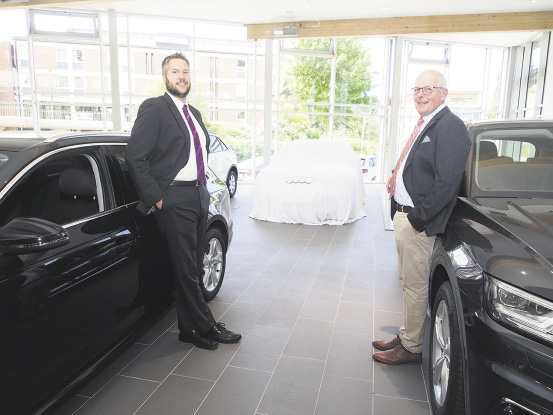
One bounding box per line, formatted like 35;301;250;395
401;40;509;124
395;39;511;177
510;32;550;119
0;9;550;184
273;37;389;182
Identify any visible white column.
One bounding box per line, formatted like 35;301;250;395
108;9;122;131
383;37;405;231
264;39;273;166
542;33;553;118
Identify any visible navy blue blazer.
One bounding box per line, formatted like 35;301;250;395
126;93;210;214
391;106;471;236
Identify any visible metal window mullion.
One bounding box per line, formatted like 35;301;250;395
378;37;394;183
108;10;121;131
503;46;516;118
264;39;272;169
26;10;40;133
384;36;405;230
329;39;336;140
252;40;258;180
481;48;492;118
535;31;551;118
519;42;532;118
98;15;108;131
275;39;281;154
126;15;133;130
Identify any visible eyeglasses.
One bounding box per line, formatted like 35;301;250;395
412;86;444;95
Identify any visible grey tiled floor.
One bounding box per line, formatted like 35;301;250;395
57;184;432;415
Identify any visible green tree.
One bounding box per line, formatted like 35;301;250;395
280;37;379;152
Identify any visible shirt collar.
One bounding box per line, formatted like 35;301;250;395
422;103;446;123
167;91;187;111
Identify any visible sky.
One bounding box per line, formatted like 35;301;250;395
0;10;27;41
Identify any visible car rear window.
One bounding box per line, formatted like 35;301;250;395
473;127;553;196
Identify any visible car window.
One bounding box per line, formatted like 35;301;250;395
473;127;553;195
209;135;225;153
110;145;139;204
218;138;228;151
0;152;104;227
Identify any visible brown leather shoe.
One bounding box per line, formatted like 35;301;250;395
372;335;401;351
372;344;422;365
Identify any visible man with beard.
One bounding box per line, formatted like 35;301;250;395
126;52;241;350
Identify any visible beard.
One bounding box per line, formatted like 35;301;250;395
165;78;191;98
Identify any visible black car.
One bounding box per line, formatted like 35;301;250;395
0;132;233;414
427;120;553;415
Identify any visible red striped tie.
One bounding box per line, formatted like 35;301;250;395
390;117;424;198
182;105;205;184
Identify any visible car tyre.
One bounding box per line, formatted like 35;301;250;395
227;169;237;198
201;227;226;301
429;281;465;415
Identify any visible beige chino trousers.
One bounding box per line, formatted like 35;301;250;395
393;212;436;353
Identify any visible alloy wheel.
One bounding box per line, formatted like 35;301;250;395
227;171;237;197
432;299;451;407
203;236;224;292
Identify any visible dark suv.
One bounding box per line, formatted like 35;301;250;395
0;132;233;414
427;120;553;415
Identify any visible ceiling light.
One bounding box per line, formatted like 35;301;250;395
272;27;298;37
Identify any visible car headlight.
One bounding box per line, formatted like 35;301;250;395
485;275;553;344
210;188;225;206
447;243;483;280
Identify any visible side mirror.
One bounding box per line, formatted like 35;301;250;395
0;217;70;254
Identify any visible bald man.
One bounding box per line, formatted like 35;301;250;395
373;70;471;364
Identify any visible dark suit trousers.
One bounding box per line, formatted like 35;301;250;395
154;184;216;333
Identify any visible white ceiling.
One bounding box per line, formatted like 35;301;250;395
73;0;553;25
58;0;553;46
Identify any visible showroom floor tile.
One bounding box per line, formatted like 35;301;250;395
56;183;432;415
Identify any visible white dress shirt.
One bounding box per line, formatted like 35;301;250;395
394;104;446;207
165;92;208;182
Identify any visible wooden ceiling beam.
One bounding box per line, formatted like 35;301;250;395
246;11;553;40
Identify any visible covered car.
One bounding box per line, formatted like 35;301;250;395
249;139;366;225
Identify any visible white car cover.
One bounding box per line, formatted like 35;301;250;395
249;139;366;225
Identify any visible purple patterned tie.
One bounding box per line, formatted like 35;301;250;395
182;104;205;184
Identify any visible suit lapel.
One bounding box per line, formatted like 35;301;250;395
404;106;450;168
164;93;191;141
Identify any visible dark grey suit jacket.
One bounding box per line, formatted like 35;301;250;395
126;92;210;214
391;106;471;236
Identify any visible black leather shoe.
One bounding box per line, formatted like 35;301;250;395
206;323;242;344
179;330;218;350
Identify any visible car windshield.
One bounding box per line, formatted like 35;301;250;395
473;126;553;197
